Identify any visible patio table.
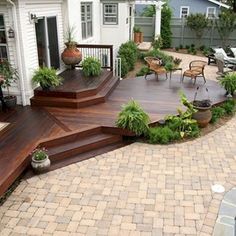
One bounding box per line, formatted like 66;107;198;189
169;67;183;82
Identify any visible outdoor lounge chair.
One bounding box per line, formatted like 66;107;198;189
230;47;236;58
215;53;235;77
213;48;236;64
144;57;167;80
182;60;207;84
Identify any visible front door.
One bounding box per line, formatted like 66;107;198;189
35;16;60;69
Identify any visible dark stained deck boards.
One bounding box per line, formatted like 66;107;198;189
0;74;226;196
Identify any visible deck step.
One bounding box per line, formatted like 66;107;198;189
30;76;119;108
48;133;122;162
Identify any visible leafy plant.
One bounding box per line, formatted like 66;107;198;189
210;106;226;123
164;61;175;71
187;13;209;46
32;148;48;161
215;9;236;47
148;126;180;144
64;25;77;47
220;73;236;96
118;41;138;77
82;57;101;77
152;35;163;49
173;58;182;66
116;100;150;136
32;67;62;89
133;26;141;33
221;99;236;115
136;66;150;77
161;4;172;48
199;45;206;51
175;47;179;51
179;44;183;49
0;60;18;96
185;45;190;49
141;5;155;17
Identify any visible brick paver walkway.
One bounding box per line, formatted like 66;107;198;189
0;113;236;235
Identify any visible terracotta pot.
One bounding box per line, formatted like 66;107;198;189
140;32;143;43
61;43;82;66
192;105;212;128
31;155;51;174
134;32;141;44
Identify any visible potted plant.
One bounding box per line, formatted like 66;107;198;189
192;87;212;128
173;57;182;68
32;67;63;90
61;26;82;68
133;26;143;44
81;57;101;77
0;60;19;109
31;147;51;174
220;73;236;97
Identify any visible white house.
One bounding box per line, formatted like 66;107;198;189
0;0;135;105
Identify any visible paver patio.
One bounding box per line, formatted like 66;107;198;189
0;111;236;235
0;53;235;236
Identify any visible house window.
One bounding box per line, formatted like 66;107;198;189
0;15;8;61
180;6;189;18
207;7;216;18
81;2;93;39
103;3;118;25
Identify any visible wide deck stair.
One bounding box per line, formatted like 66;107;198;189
39;126;124;170
30;70;119;108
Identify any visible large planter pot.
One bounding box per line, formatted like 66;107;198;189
134;32;143;44
31;155;51;174
61;43;82;67
192;105;212;128
4;95;17;109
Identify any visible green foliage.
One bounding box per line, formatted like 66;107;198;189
185;45;190;49
199;45;206;51
161;4;172;48
221;99;236;115
32;148;48;161
179;44;183;49
118;41;138;77
116;100;150;136
216;9;236;47
133;26;141;33
65;25;77;46
0;60;18;95
164;61;175;71
141;5;155;17
152;35;163;49
82;57;101;77
173;58;182;66
220;73;236;95
32;67;62;89
210;106;226;123
191;44;195;49
191;48;197;55
148;126;180;144
175;47;179;51
136;66;150;77
186;13;209;44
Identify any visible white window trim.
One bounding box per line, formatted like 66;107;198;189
180;6;189;18
81;2;93;40
103;3;118;25
206;7;216;18
0;14;8;61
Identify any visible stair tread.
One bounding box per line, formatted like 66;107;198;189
49;141;125;171
47;133;120;156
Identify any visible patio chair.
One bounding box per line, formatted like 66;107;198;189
182;60;207;84
230;47;236;58
144;57;167;80
213;48;236;64
215;53;235;77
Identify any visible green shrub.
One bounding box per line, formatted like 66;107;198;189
116;100;150;136
175;47;179;51
210;106;226;123
191;44;195;49
185;45;190;49
187;48;192;54
199;45;205;51
32;67;62;89
161;4;172;48
148;126;180;144
191;48;197;55
136;66;150;77
81;57;101;77
164;61;175;71
118;41;138;77
152;35;163;49
179;44;183;49
220;73;236;96
221;99;236;115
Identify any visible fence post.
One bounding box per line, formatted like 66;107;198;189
210;19;215;46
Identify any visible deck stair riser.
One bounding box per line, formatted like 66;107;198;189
30;76;119;108
33;71;113;99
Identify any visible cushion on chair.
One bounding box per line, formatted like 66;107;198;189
183;69;202;77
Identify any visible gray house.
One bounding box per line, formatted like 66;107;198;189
135;0;229;18
169;0;229;18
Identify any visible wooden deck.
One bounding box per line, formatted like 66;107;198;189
0;73;226;196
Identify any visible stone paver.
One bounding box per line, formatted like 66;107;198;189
0;53;236;235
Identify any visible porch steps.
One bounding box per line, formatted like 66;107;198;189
39;126;123;170
30;74;120;109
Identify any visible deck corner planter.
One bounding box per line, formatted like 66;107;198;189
31;155;51;174
192;100;212;128
61;43;82;67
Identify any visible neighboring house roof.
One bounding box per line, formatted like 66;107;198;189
207;0;230;8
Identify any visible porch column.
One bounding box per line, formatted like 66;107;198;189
155;2;162;36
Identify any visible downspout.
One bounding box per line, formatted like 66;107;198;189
6;0;27;106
